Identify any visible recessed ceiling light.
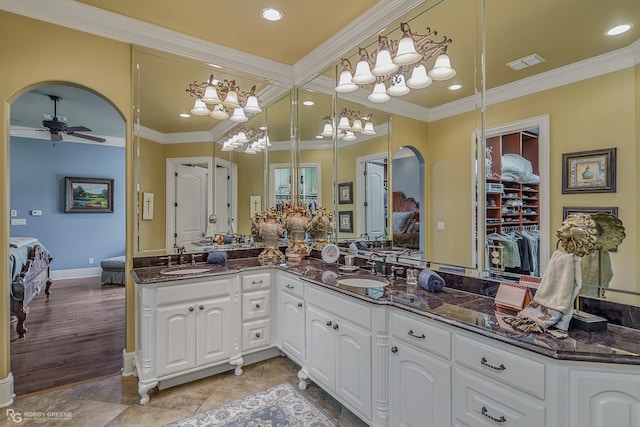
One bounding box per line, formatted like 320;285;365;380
315;135;324;139
207;63;222;69
448;84;462;91
261;8;283;21
179;113;191;118
606;24;632;36
303;101;315;106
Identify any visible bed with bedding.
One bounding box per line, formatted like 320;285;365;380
9;237;53;338
392;191;420;249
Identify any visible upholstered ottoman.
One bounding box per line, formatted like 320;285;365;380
100;255;126;285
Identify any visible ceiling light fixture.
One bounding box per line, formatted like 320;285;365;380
186;74;262;123
303;100;315;106
261;8;283;22
221;126;270;154
320;108;376;141
336;22;455;102
606;24;632;36
179;113;191;118
448;84;462;91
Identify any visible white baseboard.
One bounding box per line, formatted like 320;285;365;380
122;349;136;377
0;372;14;408
50;267;101;280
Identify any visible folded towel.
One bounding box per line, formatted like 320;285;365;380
418;268;446;292
207;250;227;265
356;241;368;250
10;237;38;248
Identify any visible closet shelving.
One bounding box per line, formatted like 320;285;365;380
485;131;539;235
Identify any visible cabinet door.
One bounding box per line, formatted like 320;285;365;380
156;302;196;376
196;295;232;366
306;304;335;390
570;370;640;427
280;291;305;363
390;341;451;427
334;319;372;419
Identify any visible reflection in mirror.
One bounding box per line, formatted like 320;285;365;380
133;47;287;255
483;0;639;305
392;146;424;256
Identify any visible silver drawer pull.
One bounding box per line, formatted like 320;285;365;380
481;406;506;423
408;329;426;339
255;303;261;309
252;280;263;284
297;302;303;308
481;357;506;371
286;284;294;289
255;332;261;338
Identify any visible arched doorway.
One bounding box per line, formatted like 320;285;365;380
9;83;126;395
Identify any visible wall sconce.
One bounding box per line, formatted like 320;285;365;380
221;126;270;154
320;108;376;141
336;22;455;102
186;74;262;122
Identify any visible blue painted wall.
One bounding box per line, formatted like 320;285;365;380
10;137;125;271
392;155;422;204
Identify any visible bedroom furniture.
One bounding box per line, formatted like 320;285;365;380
392;191;420;249
101;255;126;285
9;240;53;338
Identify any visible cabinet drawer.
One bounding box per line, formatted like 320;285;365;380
454;367;546;427
279;274;304;299
242;271;271;291
156;277;234;305
307;285;371;330
391;309;451;360
242;290;271;321
455;334;545;399
242;319;271;351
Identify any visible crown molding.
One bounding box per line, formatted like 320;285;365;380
0;0;293;85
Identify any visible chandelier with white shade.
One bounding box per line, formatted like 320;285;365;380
186;74;262;122
335;22;455;102
221;126;270;154
321;108;376;142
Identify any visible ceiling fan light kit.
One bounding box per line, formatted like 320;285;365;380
336;22;456;101
41;94;106;143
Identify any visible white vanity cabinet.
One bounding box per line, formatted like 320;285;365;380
304;285;373;420
276;273;306;365
135;274;240;404
567;365;640;427
240;270;273;353
389;309;452;427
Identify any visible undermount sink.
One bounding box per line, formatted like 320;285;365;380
160;267;212;276
337;277;389;288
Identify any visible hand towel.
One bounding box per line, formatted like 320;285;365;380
418;268;446;292
207;250;227;265
356;241;369;250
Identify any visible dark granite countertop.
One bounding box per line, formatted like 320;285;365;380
133;256;640;366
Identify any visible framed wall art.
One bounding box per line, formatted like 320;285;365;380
64;177;114;213
562;147;616;193
338;182;353;204
338;211;353;233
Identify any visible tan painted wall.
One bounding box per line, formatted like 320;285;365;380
0;12;133;378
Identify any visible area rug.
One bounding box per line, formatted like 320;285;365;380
164;381;339;426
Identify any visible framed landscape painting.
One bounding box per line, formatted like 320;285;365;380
64;177;114;213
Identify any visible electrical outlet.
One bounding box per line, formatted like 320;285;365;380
10;210;17;217
88;258;94;264
11;218;26;226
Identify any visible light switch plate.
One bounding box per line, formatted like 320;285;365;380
11;218;26;225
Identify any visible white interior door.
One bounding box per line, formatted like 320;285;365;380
175;164;208;245
366;161;385;238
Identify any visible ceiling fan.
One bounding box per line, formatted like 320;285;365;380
41;95;106;143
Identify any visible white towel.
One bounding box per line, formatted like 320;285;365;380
9;237;38;248
533;250;581;314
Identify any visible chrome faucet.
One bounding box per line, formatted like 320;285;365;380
389;265;405;280
158;256;172;267
190;253;203;265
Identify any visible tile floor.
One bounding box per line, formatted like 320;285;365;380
6;357;368;426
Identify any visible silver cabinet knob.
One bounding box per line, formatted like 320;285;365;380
391;346;398;353
189;306;194;312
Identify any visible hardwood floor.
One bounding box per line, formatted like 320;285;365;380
10;276;126;396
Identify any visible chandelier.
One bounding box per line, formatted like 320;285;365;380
221;126;271;154
335;22;455;102
186;74;262;122
321;108;376;142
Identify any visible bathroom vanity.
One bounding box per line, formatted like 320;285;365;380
133;256;640;426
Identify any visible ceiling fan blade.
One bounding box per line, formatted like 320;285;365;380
50;133;63;142
66;125;91;132
70;132;106;143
